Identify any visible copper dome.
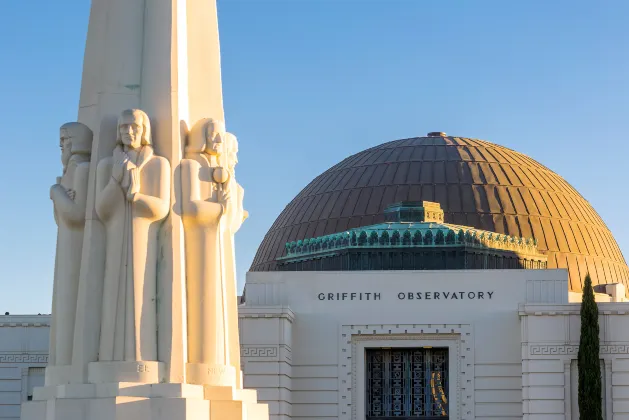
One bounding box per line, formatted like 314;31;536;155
250;135;628;291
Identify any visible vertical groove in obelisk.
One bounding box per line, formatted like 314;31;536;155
140;0;188;383
186;0;224;124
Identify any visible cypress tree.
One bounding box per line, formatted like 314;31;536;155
578;274;603;420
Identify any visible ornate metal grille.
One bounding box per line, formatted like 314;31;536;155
366;348;448;419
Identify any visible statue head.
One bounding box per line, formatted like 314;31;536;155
205;119;226;157
186;118;225;157
116;109;151;150
60;122;93;167
224;133;239;171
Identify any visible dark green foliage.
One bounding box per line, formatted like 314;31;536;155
578;274;603;420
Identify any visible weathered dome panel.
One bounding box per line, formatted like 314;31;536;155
250;136;629;291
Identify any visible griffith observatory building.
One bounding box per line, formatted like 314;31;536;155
2;132;629;420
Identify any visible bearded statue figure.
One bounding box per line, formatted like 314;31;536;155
182;118;245;386
47;122;92;385
219;131;248;388
94;109;171;363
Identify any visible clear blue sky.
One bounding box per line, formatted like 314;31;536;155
1;0;628;313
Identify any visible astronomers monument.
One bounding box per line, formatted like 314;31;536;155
20;0;268;419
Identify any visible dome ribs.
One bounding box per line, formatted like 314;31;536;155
380;163;399;186
479;163;498;184
419;161;434;184
355;165;377;188
448;184;463;213
468;162;485;184
394;185;411;203
421;184;435;202
344;166;368;190
353;189;373;216
334;168;358;191
366;186;386;215
408;185;422;203
372;148;395;164
547;192;569;219
550;218;569;252
392;161;409;185
406;161;422;185
296;196;317;224
559;219;580;254
249;136;628;291
367;164;388;187
445;161;460;184
434;161;447;184
340;189;362;218
310;192;332;222
410;145;426;161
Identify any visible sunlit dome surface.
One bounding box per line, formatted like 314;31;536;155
250;134;628;291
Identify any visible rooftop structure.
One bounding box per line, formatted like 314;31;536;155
278;201;547;271
251;134;628;291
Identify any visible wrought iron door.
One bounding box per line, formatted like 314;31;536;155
366;348;448;419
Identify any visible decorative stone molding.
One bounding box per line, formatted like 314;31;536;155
239;313;294;321
520;303;629;316
339;324;474;420
0;354;49;363
530;345;579;356
602;345;629;353
282;217;542;260
241;347;278;357
240;344;292;363
0;320;51;327
528;344;629;357
238;306;296;323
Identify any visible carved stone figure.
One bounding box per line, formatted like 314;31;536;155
95;109;171;362
181;118;235;385
48;122;93;373
219;132;248;387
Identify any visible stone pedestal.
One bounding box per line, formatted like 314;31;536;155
21;383;268;420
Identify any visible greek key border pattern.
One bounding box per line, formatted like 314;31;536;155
529;344;629;356
339;324;474;420
0;354;48;363
241;346;278;357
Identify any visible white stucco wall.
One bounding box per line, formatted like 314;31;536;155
0;316;50;420
3;269;629;420
239;269;569;420
521;303;629;420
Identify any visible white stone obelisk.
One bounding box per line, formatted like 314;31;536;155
21;0;267;418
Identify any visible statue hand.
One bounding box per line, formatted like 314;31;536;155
126;168;140;201
50;184;63;200
218;187;231;209
112;156;126;183
66;189;76;201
